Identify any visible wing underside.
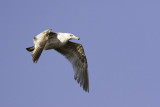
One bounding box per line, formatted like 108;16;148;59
55;41;89;92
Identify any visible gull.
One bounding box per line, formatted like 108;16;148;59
26;29;89;92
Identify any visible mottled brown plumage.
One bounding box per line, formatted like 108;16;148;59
32;29;51;63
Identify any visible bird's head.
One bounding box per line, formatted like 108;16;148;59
70;34;80;40
57;33;80;43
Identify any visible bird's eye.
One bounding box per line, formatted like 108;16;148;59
70;34;73;37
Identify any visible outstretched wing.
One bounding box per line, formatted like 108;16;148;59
55;41;89;92
32;29;51;63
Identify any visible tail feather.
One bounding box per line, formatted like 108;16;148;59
26;46;35;52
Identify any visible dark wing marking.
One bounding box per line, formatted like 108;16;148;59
55;41;89;92
26;46;35;52
32;35;49;63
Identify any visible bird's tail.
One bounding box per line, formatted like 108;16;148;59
26;46;35;52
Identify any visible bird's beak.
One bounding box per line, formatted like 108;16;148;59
73;36;80;40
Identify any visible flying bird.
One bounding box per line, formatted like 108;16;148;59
26;29;89;92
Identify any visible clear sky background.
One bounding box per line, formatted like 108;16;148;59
0;0;160;107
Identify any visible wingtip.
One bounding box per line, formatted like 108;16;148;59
84;87;89;93
32;57;38;63
85;89;89;93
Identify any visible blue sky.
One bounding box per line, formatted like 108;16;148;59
0;0;160;107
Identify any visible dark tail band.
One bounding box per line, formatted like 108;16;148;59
26;46;35;52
